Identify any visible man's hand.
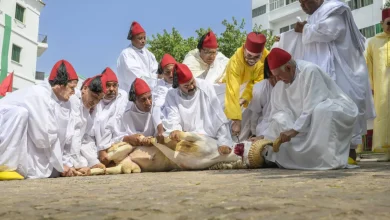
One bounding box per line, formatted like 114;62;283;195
61;165;74;177
279;129;299;144
274;36;280;42
157;124;165;144
231;120;241;136
294;21;307;33
123;134;143;146
169;130;182;142
76;167;91;176
98;150;110;165
249;135;264;142
140;136;154;146
91;163;106;170
239;98;248;107
218;146;232;155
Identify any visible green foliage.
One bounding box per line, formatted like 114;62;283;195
384;0;390;9
148;17;274;62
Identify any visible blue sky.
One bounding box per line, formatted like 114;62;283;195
37;0;252;78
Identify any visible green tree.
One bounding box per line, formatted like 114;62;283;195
148;17;274;62
384;0;390;9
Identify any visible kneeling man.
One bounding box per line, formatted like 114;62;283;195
163;63;233;155
262;48;358;170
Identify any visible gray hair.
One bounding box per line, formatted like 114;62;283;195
279;59;296;72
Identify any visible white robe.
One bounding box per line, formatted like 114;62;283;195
0;105;28;172
263;60;358;170
301;0;375;145
152;79;172;126
68;90;100;168
248;80;273;136
0;82;74;178
182;49;229;83
93;89;128;151
119;102;157;138
162;79;232;147
116;45;158;92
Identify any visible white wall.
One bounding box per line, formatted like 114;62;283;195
0;0;45;90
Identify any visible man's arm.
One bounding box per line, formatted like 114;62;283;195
292;67;330;133
301;15;345;44
365;39;374;92
161;91;183;132
224;57;244;120
118;51;151;83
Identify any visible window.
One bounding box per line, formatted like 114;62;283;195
15;4;25;22
35;71;45;80
269;0;285;11
360;25;375;38
375;23;383;34
290;23;296;30
11;44;21;63
280;26;290;33
252;5;267;18
347;0;373;11
286;0;298;5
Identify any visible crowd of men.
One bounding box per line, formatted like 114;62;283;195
1;0;389;180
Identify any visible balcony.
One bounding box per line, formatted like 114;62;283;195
37;34;48;57
268;0;303;23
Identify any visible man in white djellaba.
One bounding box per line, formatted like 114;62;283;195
162;63;233;155
117;21;158;91
261;48;358;170
0;60;84;179
291;0;375;162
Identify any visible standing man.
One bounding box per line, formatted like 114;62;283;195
293;0;375;162
223;32;268;140
117;21;158;92
183;31;229;83
365;7;390;160
0;60;81;179
163;63;233;155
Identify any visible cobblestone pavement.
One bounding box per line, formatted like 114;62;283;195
0;162;389;220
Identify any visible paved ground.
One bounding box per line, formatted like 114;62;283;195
0;162;389;220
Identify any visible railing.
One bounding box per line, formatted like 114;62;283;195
269;0;298;11
38;34;47;43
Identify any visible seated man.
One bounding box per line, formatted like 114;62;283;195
163;63;233;155
248;56;277;140
152;54;177;137
182;31;229;83
92;68;128;164
0;60;83;179
262;48;358;170
68;74;107;171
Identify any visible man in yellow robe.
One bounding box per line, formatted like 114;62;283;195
365;8;390;160
222;32;268;140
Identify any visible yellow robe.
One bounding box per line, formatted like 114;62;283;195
365;32;390;152
222;46;268;120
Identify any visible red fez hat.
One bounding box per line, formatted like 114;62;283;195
245;32;266;54
131;21;145;36
133;78;151;96
49;60;78;81
102;67;118;82
383;8;390;21
160;54;177;69
267;48;292;70
175;63;193;84
84;74;107;94
202;31;218;49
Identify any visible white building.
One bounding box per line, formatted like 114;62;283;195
0;0;47;91
252;0;385;38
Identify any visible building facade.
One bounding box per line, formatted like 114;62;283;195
0;0;47;91
252;0;385;38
